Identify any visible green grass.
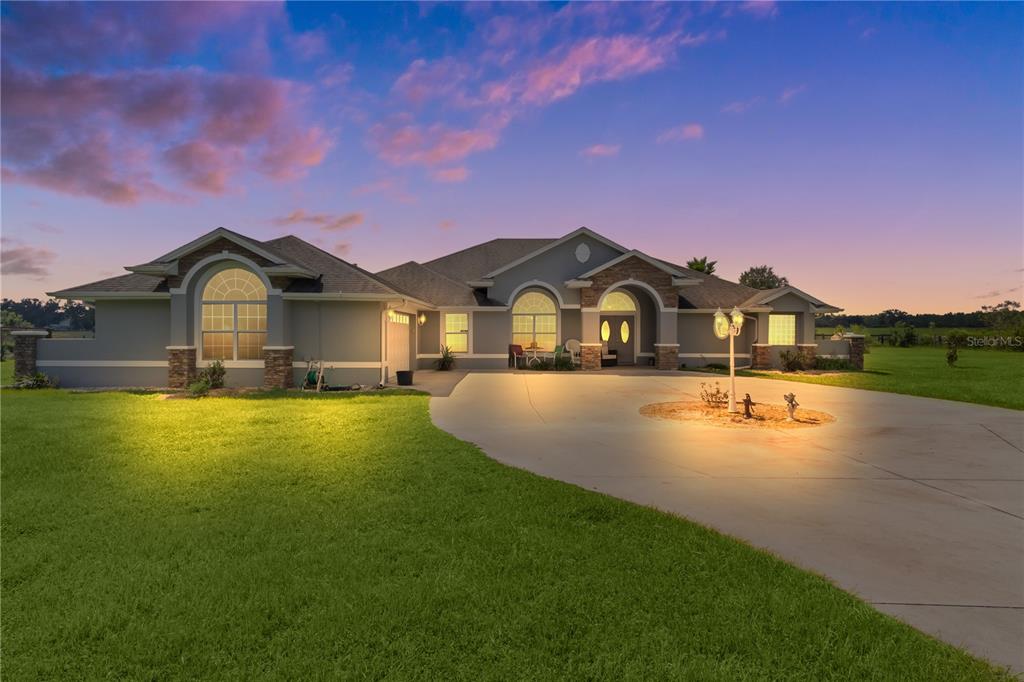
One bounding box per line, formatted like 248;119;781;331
697;346;1024;410
2;391;1011;680
1;359;12;386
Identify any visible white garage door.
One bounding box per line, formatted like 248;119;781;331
386;310;411;379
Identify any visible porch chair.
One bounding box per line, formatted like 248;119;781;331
564;339;581;366
508;344;526;369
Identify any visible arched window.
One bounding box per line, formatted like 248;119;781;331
201;268;267;361
512;290;557;351
600;291;636;312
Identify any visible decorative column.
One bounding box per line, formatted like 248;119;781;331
263;346;294;389
797;344;817;370
580;344;601;370
12;330;48;378
845;334;865;370
751;343;771;369
654;344;679;371
167;346;196;389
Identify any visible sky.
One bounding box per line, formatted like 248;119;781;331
1;1;1021;314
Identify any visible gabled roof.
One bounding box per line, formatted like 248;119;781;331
50;229;410;300
577;249;687;279
422;237;555;283
376;262;499;307
740;285;841;312
482;227;627;278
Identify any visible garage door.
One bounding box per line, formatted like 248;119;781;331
386;310;411;379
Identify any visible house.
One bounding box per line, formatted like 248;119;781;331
13;226;858;388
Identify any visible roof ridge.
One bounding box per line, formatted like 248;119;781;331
418;262;476;289
422;236;553;267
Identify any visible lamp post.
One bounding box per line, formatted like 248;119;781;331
713;306;746;413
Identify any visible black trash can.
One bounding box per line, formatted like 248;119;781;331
396;370;414;386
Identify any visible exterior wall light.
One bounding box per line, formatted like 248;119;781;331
713;307;745;413
417;313;427;327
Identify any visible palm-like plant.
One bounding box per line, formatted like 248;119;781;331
686;256;717;275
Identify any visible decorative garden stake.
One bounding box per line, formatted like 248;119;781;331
742;393;756;419
713;306;746;413
784;393;799;422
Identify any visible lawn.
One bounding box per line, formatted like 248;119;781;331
1;391;1011;679
1;359;12;385
700;346;1023;410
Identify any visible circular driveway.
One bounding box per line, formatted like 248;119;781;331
429;371;1024;672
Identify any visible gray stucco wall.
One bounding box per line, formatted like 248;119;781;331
472;311;509;354
760;293;815;344
290;300;381;363
561;308;581;344
677;313;755;358
33;367;168;388
38;300;170;361
489;233;622;305
816;338;851;357
417;310;441;355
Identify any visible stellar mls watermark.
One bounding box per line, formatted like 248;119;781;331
966;336;1023;348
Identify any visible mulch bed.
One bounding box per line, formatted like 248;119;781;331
640;401;835;429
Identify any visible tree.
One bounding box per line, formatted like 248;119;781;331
980;300;1021;329
877;309;911;327
685;256;717;275
1;310;31;360
738;265;788;290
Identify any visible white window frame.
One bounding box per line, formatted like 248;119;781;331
441;312;472;354
511;290;560;352
197;268;268;365
768;313;797;346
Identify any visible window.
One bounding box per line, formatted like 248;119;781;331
512;291;557;351
201;268;267;361
600;291;636;312
388;310;410;324
620;320;630;343
600;320;611;342
444;313;469;353
768;314;797;346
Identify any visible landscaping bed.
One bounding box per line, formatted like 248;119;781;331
640;400;835;428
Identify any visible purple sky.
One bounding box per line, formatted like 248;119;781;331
2;1;1021;313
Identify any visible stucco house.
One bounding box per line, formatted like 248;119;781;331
14;226;859;388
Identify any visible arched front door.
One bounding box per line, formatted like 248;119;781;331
599;291;636;365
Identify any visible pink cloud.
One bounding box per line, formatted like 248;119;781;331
778;84;808;103
317;63;354;89
1;237;57;277
721;96;764;114
580;144;621;158
739;1;779;19
273;210;365;231
1;65;330;203
431;167;470;183
392;58;473;106
369;118;500;167
656;123;704;143
439;219;457;231
287;29;330;60
333;242;352;257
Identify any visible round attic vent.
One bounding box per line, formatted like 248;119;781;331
575;242;591;263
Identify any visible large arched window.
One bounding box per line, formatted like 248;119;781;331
512;290;557;351
201;268;267;360
600;291;636;312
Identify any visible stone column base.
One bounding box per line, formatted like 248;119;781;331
845;334;865;370
797;344;817;370
12;330;48;378
580;344;601;370
167;346;196;389
751;344;771;369
263;346;294;389
654;344;679;371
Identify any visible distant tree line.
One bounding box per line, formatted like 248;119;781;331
0;298;95;331
816;302;1022;330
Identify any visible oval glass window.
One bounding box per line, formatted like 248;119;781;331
620;320;630;343
600;320;610;342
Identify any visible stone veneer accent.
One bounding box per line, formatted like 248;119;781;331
263;346;294;389
654;344;679;371
167;346;197;389
580;255;678;309
751;344;771;369
12;330;48;378
580;344;601;371
797;344;817;370
846;334;865;370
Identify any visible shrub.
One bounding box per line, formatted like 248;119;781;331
436;345;456;371
946;330;968;367
14;371;58;389
890;321;918;347
528;358;554;371
704;362;728;370
698;381;729;407
198;360;226;388
778;349;803;372
814;357;852;371
553;353;575;371
188;378;211;397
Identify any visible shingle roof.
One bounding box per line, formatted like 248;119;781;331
653;257;762;309
50;273;169;295
422;238;555;282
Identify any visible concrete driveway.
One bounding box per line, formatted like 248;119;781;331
429;371;1024;672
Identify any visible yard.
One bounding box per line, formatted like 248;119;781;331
1;390;1011;679
699;346;1024;411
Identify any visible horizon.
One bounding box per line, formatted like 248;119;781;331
1;1;1021;313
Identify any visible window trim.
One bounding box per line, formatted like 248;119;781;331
511;289;560;352
441;312;472;354
195;265;269;364
768;313;797;346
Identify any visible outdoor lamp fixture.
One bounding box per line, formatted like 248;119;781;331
713;306;745;413
417;313;427;327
